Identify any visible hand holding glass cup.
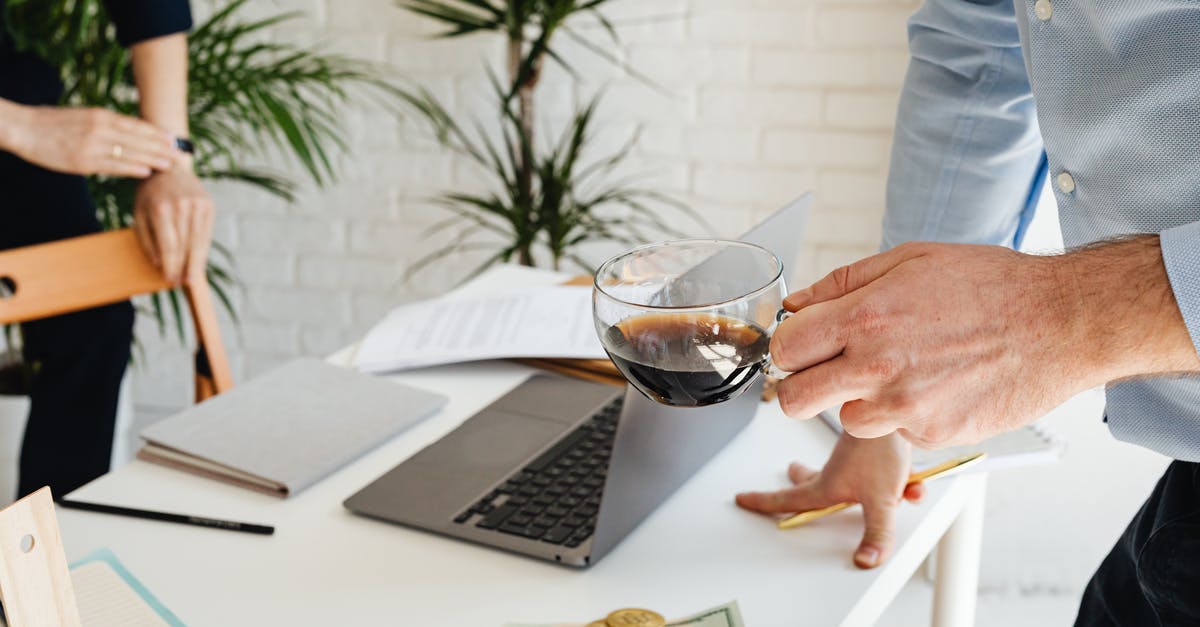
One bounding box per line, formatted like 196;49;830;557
593;239;791;407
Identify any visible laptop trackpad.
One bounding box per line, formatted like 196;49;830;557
435;410;564;471
345;410;567;524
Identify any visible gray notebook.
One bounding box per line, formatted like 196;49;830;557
138;359;447;497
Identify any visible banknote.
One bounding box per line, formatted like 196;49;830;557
503;600;745;627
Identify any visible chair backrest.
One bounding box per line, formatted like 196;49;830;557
0;487;82;627
0;229;232;402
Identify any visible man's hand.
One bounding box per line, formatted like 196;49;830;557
736;432;925;568
770;239;1199;447
1;103;179;178
134;166;214;285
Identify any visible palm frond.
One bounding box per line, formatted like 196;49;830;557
3;0;391;342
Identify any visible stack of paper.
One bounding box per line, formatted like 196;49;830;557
354;286;608;374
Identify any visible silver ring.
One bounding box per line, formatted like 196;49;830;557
111;144;123;159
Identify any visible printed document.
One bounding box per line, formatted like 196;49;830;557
354;286;607;373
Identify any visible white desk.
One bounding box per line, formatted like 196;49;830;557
59;269;986;626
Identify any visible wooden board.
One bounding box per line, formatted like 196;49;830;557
0;487;82;627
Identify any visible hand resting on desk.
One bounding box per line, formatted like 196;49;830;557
736;431;924;569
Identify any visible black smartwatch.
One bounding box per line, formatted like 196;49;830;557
174;136;195;155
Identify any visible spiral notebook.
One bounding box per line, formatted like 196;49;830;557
819;409;1063;471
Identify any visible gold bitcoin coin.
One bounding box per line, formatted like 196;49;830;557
605;608;666;627
585;621;609;627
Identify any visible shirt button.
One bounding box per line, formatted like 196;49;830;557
1056;171;1076;193
1034;0;1053;21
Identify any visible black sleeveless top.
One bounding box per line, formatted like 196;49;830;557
0;0;193;105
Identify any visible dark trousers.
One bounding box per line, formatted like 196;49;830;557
1075;460;1200;626
1;151;134;499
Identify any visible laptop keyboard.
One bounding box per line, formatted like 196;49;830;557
453;397;623;548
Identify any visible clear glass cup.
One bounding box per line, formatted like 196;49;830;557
593;239;788;408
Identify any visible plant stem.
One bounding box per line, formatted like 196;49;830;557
507;32;540;267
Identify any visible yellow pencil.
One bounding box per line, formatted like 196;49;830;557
777;452;987;530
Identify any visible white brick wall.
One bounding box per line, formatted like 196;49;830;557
134;0;920;398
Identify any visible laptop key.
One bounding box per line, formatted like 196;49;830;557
546;505;570;518
499;521;544;539
533;515;560;528
476;504;517;530
526;427;591;472
542;525;573;545
508;514;534;527
453;511;473;524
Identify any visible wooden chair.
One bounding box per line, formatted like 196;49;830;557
0;228;232;402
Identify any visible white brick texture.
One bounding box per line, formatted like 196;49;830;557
139;0;919;395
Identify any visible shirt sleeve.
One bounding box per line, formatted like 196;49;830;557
102;0;193;47
882;0;1044;250
1159;222;1200;355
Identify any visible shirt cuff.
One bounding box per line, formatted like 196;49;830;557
104;0;194;47
1159;221;1200;356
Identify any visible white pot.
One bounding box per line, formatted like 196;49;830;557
0;393;29;506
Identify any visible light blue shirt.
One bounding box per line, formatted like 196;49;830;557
884;0;1200;460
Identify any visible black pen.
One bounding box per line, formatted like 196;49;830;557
57;499;275;536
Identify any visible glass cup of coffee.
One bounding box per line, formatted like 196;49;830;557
593;239;788;408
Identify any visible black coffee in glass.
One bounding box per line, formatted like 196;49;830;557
593;239;787;408
603;312;770;407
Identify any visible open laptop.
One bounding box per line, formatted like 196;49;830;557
344;194;811;567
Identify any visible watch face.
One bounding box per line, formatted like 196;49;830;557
174;137;196;154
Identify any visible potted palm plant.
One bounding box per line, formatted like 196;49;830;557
0;0;392;489
397;0;705;277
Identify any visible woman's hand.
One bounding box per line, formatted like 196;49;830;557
736;431;925;569
134;165;214;285
1;102;180;178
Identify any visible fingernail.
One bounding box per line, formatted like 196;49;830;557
855;546;880;568
783;288;811;311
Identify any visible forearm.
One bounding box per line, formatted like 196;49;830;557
0;98;29;153
1057;235;1200;384
130;34;189;141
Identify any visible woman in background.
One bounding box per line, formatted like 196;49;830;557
0;0;212;498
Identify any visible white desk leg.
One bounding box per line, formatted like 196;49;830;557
932;474;987;627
